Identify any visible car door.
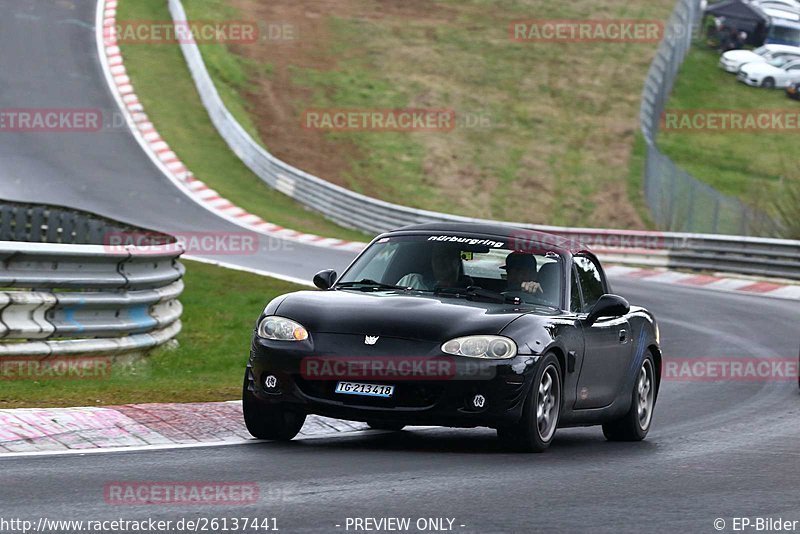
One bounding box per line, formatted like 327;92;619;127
784;61;800;84
572;255;633;410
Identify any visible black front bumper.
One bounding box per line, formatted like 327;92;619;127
247;334;540;428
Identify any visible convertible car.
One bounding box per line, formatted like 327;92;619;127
243;223;661;452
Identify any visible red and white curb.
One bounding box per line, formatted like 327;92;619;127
0;401;365;456
96;0;365;253
605;265;800;300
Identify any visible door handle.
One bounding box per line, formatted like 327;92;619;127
618;329;628;343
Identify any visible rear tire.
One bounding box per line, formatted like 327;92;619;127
497;353;562;453
603;353;656;442
242;370;306;440
367;421;406;431
762;77;776;89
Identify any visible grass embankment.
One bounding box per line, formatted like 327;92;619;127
116;0;368;242
0;260;305;408
658;46;799;211
122;0;676;229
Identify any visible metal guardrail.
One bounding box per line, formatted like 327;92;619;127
168;0;800;280
512;228;800;279
168;0;520;235
0;201;184;357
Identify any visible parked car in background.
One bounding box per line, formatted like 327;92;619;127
757;2;800;22
786;80;800;97
765;18;800;45
738;55;800;86
752;0;800;12
719;43;800;71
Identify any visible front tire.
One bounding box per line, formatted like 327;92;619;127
242;370;306;440
603;353;657;441
761;77;776;89
497;353;562;453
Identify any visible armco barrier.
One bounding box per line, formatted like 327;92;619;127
0;201;184;357
167;0;558;235
166;0;800;279
166;0;732;236
508;228;800;280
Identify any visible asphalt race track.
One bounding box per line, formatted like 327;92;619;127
1;1;799;533
0;0;353;280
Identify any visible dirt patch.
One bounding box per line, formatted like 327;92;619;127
228;0;355;186
223;0;671;228
228;0;456;190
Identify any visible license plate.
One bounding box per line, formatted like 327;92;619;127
335;381;394;398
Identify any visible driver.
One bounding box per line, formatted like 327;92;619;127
397;246;471;290
502;252;542;295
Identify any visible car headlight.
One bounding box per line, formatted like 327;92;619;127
257;316;308;341
441;336;517;359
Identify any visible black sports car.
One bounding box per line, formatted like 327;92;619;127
243;223;661;452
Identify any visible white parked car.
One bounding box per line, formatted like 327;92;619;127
737;56;800;87
719;44;800;72
751;0;800;17
760;5;800;22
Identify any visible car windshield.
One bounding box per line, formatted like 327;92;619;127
768;55;793;66
754;46;770;55
336;234;564;307
768;26;800;45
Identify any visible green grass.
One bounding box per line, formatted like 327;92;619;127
281;1;674;227
626;132;653;228
0;260;305;409
120;0;677;229
116;0;368;242
657;46;799;203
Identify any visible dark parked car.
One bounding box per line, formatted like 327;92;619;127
243;223;662;452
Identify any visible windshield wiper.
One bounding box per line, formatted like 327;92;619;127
335;279;411;291
435;285;520;304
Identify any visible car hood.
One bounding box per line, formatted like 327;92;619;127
722;50;760;63
741;63;784;75
273;289;533;342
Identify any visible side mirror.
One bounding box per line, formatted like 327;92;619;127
585;294;630;324
313;269;337;290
